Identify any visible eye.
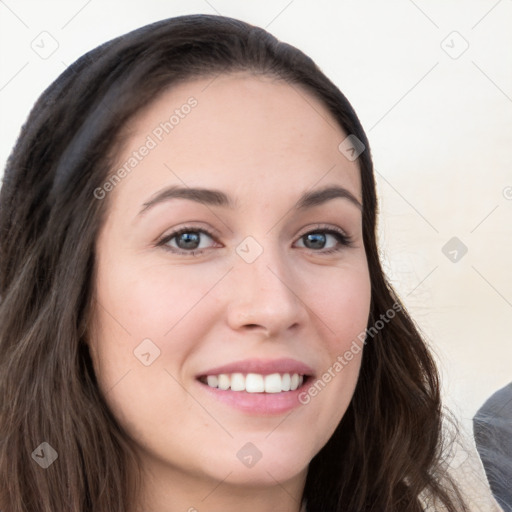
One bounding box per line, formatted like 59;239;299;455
157;227;218;255
156;224;354;257
294;226;353;254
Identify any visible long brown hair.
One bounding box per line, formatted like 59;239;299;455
0;14;468;512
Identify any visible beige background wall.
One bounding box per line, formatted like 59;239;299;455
1;0;511;440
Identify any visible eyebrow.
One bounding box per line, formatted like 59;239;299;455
139;184;362;215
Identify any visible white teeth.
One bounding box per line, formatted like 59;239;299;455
245;373;264;393
290;373;300;391
230;373;245;392
203;372;305;393
281;373;291;391
217;374;230;390
264;373;282;393
206;375;218;388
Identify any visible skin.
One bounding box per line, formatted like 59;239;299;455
89;73;372;512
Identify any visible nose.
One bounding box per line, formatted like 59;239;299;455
225;244;307;338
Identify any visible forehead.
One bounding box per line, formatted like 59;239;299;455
109;73;362;210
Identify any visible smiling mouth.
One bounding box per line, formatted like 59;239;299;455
198;372;308;393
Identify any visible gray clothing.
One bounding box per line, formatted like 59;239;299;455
473;382;512;512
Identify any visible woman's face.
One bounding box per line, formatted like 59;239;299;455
90;73;371;499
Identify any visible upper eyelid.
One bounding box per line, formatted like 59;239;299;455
160;223;348;239
158;226;217;246
158;224;219;242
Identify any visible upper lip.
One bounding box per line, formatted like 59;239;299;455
197;358;315;378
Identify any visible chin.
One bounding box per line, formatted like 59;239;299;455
208;432;316;486
221;457;310;488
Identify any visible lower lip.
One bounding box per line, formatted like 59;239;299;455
196;380;310;415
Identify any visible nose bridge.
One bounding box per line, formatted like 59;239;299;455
237;238;295;301
227;235;304;334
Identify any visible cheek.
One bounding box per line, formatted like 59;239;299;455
303;262;372;351
90;258;227;388
296;262;371;441
89;262;222;450
96;258;224;336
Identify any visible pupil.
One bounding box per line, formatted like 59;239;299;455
305;233;325;249
178;232;200;249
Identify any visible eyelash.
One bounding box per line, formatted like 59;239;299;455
156;224;354;257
